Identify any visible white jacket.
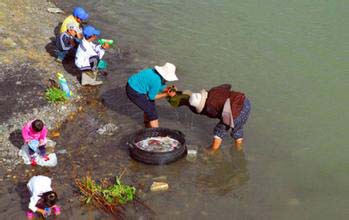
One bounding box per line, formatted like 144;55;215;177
27;175;53;212
75;38;105;69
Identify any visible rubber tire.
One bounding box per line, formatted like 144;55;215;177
128;128;187;165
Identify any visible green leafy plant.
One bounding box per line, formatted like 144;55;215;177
45;87;67;103
102;177;136;204
75;175;137;218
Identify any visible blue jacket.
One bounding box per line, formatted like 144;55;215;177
128;68;166;100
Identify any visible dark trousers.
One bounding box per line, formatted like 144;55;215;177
125;83;158;121
29;145;46;157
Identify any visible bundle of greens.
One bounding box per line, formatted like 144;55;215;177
45;87;67;103
75;175;136;218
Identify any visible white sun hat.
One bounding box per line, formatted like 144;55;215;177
189;89;208;113
154;62;178;82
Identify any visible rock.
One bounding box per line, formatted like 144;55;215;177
150;182;169;192
47;7;64;14
16;81;22;85
201;211;208;216
97;123;118;135
2;38;17;48
57;149;67;154
51;131;60;138
288;198;300;206
46;140;56;148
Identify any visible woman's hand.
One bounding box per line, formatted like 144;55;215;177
165;85;177;97
167;90;176;97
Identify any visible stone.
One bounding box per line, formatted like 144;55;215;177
97;123;118;135
150;182;169;192
2;38;17;48
51;131;60;138
288;198;300;206
47;7;64;14
57;149;67;154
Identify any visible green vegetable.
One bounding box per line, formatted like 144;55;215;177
79;176;136;205
45;87;67;103
102;177;136;204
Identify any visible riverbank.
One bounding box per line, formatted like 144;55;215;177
0;0;81;176
0;2;148;219
1;1;251;219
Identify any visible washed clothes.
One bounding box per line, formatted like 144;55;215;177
75;38;105;70
127;68;166;101
22;120;47;145
27;175;53;212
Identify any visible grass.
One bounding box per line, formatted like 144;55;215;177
75;175;137;218
45;87;67;103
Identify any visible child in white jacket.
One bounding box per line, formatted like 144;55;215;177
27;175;60;218
75;25;110;86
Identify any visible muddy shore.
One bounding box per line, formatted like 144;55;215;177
0;0;83;176
0;1;155;219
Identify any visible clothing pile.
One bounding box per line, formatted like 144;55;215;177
135;136;180;152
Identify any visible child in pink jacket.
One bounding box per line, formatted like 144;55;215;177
22;119;48;162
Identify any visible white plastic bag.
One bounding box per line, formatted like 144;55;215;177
18;144;58;167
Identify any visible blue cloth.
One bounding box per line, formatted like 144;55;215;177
213;98;251;140
126;83;158;121
127;68;166;101
28;140;39;152
56;50;68;61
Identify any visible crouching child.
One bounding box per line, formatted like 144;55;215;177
22;119;49;165
75;25;110;86
26;175;60;218
56;22;80;62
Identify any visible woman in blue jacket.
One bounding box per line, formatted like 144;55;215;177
126;62;178;128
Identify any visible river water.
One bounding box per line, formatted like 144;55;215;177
1;0;347;219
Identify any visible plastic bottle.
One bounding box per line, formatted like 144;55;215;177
97;38;114;45
56;72;72;97
44;207;51;217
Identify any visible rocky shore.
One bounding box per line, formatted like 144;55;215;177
0;0;81;176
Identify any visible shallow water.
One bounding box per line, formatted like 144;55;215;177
1;0;348;219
